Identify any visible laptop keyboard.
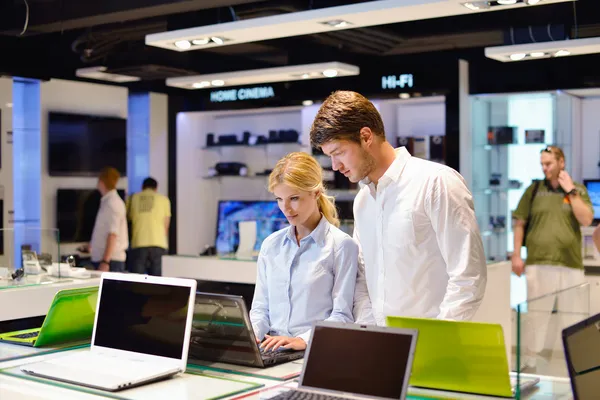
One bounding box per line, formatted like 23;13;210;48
11;332;39;339
271;390;347;400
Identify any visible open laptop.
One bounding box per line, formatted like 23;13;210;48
386;316;539;398
21;273;197;392
0;286;98;347
562;312;600;400
269;321;417;400
188;292;304;368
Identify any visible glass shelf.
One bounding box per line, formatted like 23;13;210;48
200;142;304;150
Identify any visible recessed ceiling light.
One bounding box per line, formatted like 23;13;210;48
321;19;352;28
211;36;225;45
192;38;210;45
6;103;12;108
211;79;225;86
530;52;546;58
192;81;211;88
497;0;517;5
462;2;490;11
525;0;542;4
399;93;410;99
322;69;338;78
302;100;314;106
555;49;571;57
509;53;526;61
301;73;310;79
175;40;191;50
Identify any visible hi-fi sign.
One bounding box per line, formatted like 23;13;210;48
381;74;414;90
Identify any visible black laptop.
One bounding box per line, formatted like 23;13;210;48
562;312;600;400
188;292;304;368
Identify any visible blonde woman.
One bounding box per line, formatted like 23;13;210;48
250;152;359;352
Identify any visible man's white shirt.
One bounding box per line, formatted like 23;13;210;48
353;147;487;325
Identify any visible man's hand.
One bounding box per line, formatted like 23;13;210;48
511;255;525;277
98;262;110;272
558;170;576;193
260;335;306;352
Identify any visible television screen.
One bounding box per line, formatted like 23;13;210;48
584;180;600;221
56;189;126;243
48;112;127;177
216;201;287;255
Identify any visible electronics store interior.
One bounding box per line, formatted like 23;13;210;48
0;1;600;399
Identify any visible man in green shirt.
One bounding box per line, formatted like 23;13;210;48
512;145;593;367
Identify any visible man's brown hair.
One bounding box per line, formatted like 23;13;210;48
540;145;565;162
310;91;386;148
99;167;120;191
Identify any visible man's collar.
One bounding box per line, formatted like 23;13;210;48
359;146;411;189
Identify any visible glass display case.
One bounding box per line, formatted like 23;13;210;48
470;91;574;262
0;227;65;286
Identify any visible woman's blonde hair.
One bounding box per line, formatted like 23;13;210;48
268;152;339;227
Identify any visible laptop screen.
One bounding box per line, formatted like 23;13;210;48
94;278;191;359
302;325;414;399
565;317;600;400
187;294;258;364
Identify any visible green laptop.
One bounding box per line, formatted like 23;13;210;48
386;316;536;398
0;286;98;348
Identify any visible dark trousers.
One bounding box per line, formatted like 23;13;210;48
129;247;166;276
92;260;126;273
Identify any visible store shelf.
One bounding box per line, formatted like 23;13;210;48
202;175;268;180
473;187;523;195
200;142;304;150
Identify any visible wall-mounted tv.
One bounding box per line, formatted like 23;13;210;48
584;179;600;223
57;189;126;243
216;201;287;255
48;112;126;177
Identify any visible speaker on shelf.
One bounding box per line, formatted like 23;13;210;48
279;129;299;143
397;136;414;154
242;131;251;145
268;130;279;143
218;134;239;145
214;162;248;176
429;135;446;164
206;133;215;147
487;126;516;145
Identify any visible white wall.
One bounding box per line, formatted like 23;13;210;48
581;97;600;180
149;93;169;196
0;78;13;266
40;79;129;255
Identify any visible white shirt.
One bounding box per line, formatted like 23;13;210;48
353;147;487;325
90;190;129;262
250;215;358;344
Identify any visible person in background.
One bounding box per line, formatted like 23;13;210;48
250;152;358;352
126;177;171;276
511;145;593;367
310;90;487;325
82;167;128;272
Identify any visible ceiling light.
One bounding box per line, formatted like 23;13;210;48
6;103;12;108
147;0;570;52
192;81;211;88
509;53;526;61
211;36;225;45
75;66;140;83
166;62;359;90
497;0;517;5
555;49;571;57
399;93;410;99
321;19;352;28
302;100;314;106
525;0;542;4
322;69;338;78
174;40;191;50
192;38;210;45
462;2;491;11
485;37;600;62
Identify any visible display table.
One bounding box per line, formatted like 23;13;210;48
0;274;101;322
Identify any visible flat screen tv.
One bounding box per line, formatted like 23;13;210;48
216;200;287;255
57;189;126;243
584;179;600;223
48;112;127;177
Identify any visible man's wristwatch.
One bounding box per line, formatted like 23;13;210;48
567;188;578;197
101;259;110;265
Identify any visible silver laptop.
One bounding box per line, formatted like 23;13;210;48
188;292;304;368
269;321;418;400
21;272;197;392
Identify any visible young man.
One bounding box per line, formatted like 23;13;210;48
310;90;487;324
84;167;128;272
126;177;171;276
